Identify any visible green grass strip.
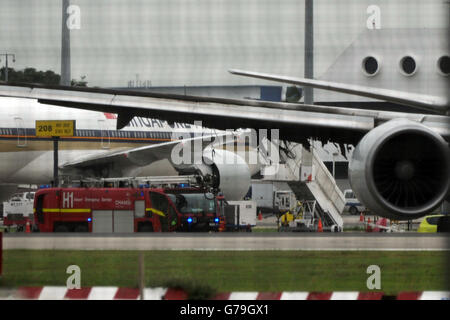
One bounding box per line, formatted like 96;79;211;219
0;250;448;295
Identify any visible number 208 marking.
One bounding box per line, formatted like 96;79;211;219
38;125;53;132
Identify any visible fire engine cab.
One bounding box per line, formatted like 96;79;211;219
34;187;221;233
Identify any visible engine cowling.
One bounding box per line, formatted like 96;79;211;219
173;148;251;201
349;119;450;220
202;148;251;200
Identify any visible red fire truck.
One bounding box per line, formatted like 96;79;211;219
33;187;221;232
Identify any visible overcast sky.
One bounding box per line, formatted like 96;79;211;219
0;0;447;87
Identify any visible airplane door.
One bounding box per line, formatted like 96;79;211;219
14;117;27;147
98;120;110;149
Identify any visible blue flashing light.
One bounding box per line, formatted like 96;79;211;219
179;183;189;188
87;218;92;222
214;218;219;223
141;191;144;197
187;217;193;223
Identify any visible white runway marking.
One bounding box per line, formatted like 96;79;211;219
280;292;309;300
88;287;118;300
38;286;68;300
228;292;259;300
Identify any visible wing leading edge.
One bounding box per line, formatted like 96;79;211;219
0;81;449;145
229;69;450;115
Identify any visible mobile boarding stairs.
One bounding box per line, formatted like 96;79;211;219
258;139;345;232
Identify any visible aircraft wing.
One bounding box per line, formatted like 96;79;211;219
229;69;450;114
60;131;233;176
0;82;449;146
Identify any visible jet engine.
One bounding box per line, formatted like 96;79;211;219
175;148;251;201
349;119;450;220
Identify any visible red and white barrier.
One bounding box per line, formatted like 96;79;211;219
1;287;449;300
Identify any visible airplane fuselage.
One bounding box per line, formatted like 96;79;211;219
0;97;216;184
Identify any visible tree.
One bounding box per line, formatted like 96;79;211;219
0;68;88;87
71;75;88;87
0;67;61;85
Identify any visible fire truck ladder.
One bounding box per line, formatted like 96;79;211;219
59;174;210;190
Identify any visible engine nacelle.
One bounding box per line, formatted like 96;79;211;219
349;119;450;220
174;148;251;201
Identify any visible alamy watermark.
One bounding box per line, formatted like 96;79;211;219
66;5;81;30
66;265;81;289
366;265;381;290
170;121;281;175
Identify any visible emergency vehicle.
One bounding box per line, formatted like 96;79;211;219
2;192;35;231
34;187;221;232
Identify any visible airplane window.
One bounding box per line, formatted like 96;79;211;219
400;56;417;76
362;56;379;76
437;56;450;76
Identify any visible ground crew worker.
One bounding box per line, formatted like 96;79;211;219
296;200;304;219
281;210;294;227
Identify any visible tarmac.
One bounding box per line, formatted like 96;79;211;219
2;232;448;251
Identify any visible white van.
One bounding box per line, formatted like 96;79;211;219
343;189;366;215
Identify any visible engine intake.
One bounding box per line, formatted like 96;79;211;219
349;119;450;220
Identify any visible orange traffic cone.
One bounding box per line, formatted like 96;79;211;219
25;221;31;233
258;211;263;221
359;212;364;222
317;218;323;232
218;217;225;232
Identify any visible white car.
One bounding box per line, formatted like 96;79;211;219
343;189;366;215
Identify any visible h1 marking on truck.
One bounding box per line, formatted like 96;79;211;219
63;192;74;208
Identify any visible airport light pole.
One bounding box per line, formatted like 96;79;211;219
0;53;16;82
304;0;314;105
60;0;71;86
